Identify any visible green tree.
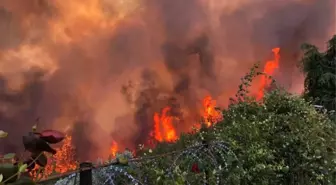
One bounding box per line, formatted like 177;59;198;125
208;65;336;184
217;90;336;184
300;35;336;111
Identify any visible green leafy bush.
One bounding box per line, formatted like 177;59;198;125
217;90;336;184
208;62;335;184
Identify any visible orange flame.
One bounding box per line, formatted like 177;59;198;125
30;135;77;179
51;136;77;173
257;47;281;100
110;140;119;157
152;107;178;142
151;96;223;143
202;95;223;127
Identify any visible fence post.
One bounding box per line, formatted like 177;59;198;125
79;162;93;185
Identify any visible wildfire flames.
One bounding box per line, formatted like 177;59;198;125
29;47;281;179
202;95;223;127
257;48;281;100
152;107;178;142
30;136;77;179
150;95;224;143
110;140;118;157
2;0;332;181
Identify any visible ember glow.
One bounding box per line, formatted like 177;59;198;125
30;136;77;179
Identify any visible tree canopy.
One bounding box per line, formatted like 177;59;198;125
301;35;336;111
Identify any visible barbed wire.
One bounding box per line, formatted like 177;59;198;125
38;141;236;185
38;144;205;183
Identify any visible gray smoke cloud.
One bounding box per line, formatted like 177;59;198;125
0;0;334;160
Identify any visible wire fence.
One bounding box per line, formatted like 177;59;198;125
37;140;237;185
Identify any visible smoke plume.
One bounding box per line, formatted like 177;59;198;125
0;0;334;160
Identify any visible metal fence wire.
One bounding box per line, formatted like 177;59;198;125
39;141;237;185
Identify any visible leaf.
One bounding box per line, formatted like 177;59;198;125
23;135;56;154
0;130;8;138
0;174;3;182
117;156;128;165
10;176;36;185
31;153;47;167
18;164;27;173
3;153;16;160
0;164;18;183
23;159;35;171
39;130;65;144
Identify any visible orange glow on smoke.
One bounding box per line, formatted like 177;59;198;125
152;107;178;142
257;48;281;100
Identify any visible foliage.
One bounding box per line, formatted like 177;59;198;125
300;35;336;111
219;90;336;184
0;126;65;185
0;130;34;185
216;62;335;184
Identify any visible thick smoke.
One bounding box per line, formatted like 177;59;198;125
214;0;335;92
0;0;334;160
